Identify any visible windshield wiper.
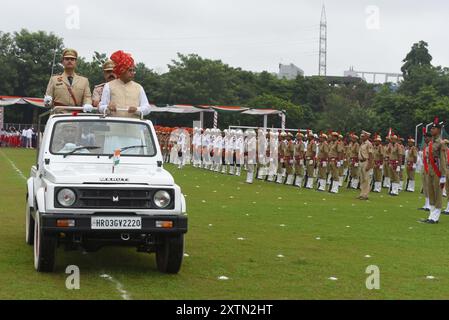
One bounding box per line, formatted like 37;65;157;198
63;146;101;158
108;145;147;158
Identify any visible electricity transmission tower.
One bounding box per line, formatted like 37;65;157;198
318;5;327;76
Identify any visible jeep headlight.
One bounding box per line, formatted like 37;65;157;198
57;188;76;207
153;190;171;209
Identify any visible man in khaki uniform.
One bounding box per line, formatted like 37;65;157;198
284;133;296;185
44;48;93;113
305;131;317;189
388;135;401;196
92;60;116;108
328;132;343;193
372;135;384;193
405;138;418;192
358;131;374;200
337;134;346;187
99;50;150;118
294;132;305;187
422;121;447;224
419;131;432;211
348;134;360;189
382;136;392;189
398;137;406;191
276;132;288;184
317;133;329;192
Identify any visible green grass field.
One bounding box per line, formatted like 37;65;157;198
1;148;449;300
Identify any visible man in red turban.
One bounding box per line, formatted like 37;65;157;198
99;50;151;118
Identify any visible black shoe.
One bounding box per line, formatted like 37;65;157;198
428;220;439;224
442;211;449;216
418;207;427;211
420;219;430;223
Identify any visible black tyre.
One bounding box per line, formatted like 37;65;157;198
155;234;184;274
33;212;57;272
25;198;35;245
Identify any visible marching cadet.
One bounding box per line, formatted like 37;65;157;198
317;133;329;192
443;139;449;214
305;130;317;189
382;136;392;189
44;48;93;113
99;50;150;118
398;137;406;191
245;129;257;184
221;130;230;174
234;129;245;176
358;131;374;200
227;130;237;175
348;134;360;189
343;135;350;183
405;138;418;192
213;129;223;172
328;132;342;193
257;129;269;180
92;60;116;108
388;135;401;196
294;131;306;188
285;133;296;185
422;119;447;224
276;132;288;184
337;134;346;187
419;130;432;211
267;130;279;182
372;135;384;193
176;130;188;169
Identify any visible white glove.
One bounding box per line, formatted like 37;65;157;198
309;160;314;165
401;165;405;170
336;161;341;168
322;161;327;168
354;163;359;168
300;160;304;166
44;95;53;106
83;104;94;113
412;164;417;170
289;160;294;165
440;177;446;184
280;159;285;164
396;166;401;173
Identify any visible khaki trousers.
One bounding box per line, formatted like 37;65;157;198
359;162;372;198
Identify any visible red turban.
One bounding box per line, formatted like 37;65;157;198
110;50;135;76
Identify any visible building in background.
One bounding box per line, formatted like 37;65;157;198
277;63;304;80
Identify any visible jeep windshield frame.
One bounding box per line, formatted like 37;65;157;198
49;119;157;158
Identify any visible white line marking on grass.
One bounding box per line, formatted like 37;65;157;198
426;276;436;280
218;276;229;281
328;277;338;281
100;273;132;300
0;150;27;181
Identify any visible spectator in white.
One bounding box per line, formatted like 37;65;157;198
99;50;150;118
21;128;27;147
26;127;34;148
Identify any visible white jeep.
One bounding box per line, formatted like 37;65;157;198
25;107;187;273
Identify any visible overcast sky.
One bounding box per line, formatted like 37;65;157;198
2;0;448;78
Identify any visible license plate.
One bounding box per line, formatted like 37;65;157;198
91;217;142;230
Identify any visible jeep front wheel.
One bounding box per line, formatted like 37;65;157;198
155;234;184;274
33;211;57;272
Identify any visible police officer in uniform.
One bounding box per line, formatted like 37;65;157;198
405;138;418;192
305;130;317;189
294;131;305;188
422;120;447;224
92;60;116;108
358;131;374;200
44;48;93;113
419;130;432;211
372;135;384;193
317;133;329;192
348;134;360;189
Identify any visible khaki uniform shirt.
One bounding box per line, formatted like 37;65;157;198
427;137;447;177
358;140;374;162
306;140;317;160
45;72;92;107
318;142;329;161
406;146;418;163
294;140;305;160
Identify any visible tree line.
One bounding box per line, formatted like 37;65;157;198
1;29;449;138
